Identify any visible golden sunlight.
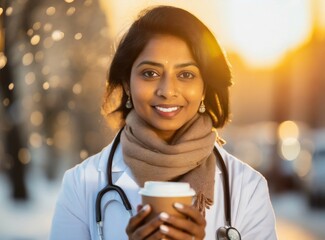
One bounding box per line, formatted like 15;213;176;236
313;0;325;38
100;0;315;68
220;0;313;68
100;0;222;37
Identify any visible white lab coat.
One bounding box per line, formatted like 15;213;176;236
50;139;277;240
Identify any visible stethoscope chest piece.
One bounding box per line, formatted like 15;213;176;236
216;226;241;240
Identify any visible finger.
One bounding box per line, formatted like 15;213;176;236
131;215;164;239
159;212;205;239
145;229;169;240
160;224;195;240
126;204;151;234
137;204;143;212
174;203;206;226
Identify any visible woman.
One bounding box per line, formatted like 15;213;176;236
50;6;277;240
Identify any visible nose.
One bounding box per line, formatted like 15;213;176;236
156;74;178;98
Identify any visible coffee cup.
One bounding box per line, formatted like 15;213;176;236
139;181;196;221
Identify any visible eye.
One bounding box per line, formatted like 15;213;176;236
178;71;195;79
142;70;160;78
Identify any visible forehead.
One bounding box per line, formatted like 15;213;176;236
134;34;195;63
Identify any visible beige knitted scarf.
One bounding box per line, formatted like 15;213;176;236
121;110;217;214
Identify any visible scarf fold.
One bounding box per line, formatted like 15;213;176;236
121;110;216;214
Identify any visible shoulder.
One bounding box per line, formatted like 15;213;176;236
61;144;113;192
216;144;266;186
215;145;276;237
54;144;113;223
51;145;116;239
69;141;114;174
215;144;270;206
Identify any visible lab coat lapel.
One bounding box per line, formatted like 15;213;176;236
115;168;141;215
98;140;141;215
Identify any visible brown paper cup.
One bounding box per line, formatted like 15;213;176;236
139;181;195;222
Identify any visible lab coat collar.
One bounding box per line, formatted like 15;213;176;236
97;137;140;214
115;168;141;209
97;134;128;173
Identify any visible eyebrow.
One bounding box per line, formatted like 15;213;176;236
136;61;199;69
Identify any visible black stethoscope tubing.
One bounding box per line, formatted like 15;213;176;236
95;127;241;240
95;128;132;224
213;146;231;227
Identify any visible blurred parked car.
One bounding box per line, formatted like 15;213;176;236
304;129;325;208
223;120;315;193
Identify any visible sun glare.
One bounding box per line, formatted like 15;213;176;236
100;0;314;69
221;0;313;68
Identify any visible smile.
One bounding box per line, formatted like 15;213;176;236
155;106;180;112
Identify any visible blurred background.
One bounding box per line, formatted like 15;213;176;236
0;0;324;239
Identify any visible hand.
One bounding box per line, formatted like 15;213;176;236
158;202;206;240
126;204;167;240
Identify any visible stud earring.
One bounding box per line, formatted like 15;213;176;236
199;100;206;113
125;95;133;109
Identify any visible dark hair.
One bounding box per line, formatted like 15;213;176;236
102;5;232;128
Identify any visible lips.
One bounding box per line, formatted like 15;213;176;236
154;105;182;117
155;106;179;112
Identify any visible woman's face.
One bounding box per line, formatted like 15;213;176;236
129;35;204;141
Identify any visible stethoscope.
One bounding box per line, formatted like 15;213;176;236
95;128;241;240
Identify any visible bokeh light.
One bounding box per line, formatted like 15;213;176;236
30;35;41;45
46;7;56;16
30;111;44;127
5;6;13;16
66;7;76;16
293;149;312;177
22;53;34;66
72;83;82;95
25;72;36;85
278;121;300;140
280;138;301;161
74;32;82;40
51;30;64;41
8;83;14;90
18;148;31;165
29;132;43;148
0;52;7;69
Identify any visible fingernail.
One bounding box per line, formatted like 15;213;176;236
174;202;184;209
160;224;169;234
142;204;150;212
159;212;169;221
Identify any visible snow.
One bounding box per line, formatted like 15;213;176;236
0;170;61;240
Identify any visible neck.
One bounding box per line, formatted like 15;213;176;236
154;129;176;143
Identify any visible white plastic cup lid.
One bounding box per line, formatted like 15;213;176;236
139;181;196;197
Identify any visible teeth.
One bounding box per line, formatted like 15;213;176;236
155;106;179;112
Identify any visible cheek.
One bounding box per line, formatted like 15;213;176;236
186;87;204;102
131;81;152;104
